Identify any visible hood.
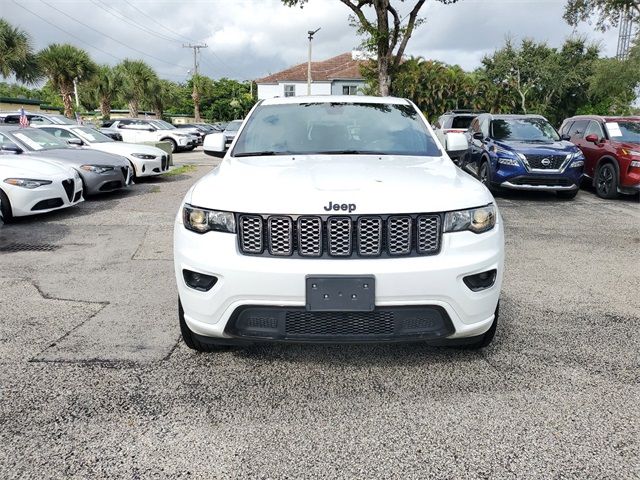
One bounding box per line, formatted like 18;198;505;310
23;148;130;167
494;139;577;156
189;155;493;215
0;155;75;177
89;142;165;156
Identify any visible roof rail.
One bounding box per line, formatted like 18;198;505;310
444;109;485;115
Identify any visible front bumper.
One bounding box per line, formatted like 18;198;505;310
495;161;583;192
174;219;504;343
80;165;132;195
132;154;171;177
8;176;83;217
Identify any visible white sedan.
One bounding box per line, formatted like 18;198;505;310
0;156;83;222
35;125;171;180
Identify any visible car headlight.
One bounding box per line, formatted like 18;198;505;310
80;165;114;174
131;153;156;159
3;178;52;189
621;148;640;157
569;151;585;168
444;204;496;234
175;133;189;137
183;204;236;234
492;145;523;166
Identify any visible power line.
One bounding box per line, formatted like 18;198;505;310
125;0;197;44
39;0;192;70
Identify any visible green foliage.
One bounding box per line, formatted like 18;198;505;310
564;0;640;31
115;59;158;117
0;18;41;84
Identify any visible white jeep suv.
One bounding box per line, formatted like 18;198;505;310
174;96;504;351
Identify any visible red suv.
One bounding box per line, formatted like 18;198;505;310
560;115;640;198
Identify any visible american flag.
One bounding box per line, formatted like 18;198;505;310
19;107;29;128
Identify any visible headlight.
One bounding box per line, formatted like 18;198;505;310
569;151;585;168
80;165;114;174
131;153;156;159
183;204;236;234
492;145;523;166
444;204;496;234
175;133;189;137
3;178;52;189
621;148;640;157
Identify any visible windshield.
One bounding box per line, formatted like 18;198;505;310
451;116;475;129
10;128;68;151
73;127;114;143
604;121;640;143
225;120;242;132
232;103;440;157
49;114;76;125
152;120;176;130
491;118;560;142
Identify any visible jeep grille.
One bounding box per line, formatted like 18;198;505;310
237;214;442;258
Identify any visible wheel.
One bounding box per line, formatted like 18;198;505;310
556;189;579;200
461;302;499;350
595;163;618;199
0;189;14;223
179;299;223;352
479;160;498;194
164;138;177;153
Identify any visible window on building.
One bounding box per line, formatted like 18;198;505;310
342;85;358;95
284;85;295;97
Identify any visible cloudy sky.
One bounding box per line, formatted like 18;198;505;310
5;0;620;83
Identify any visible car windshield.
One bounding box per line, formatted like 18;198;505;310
451;116;475;129
73;127;114;143
491;118;560;142
604;121;640;143
152;120;176;130
232;102;441;157
225;120;242;132
10;128;68;151
49;114;76;125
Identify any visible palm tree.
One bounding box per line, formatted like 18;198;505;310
149;79;179;118
117;59;157;118
90;65;121;120
38;43;96;117
0;19;41;84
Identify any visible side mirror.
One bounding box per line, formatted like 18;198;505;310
473;131;484;141
67;137;83;146
203;132;227;158
560;133;571;141
1;143;23;154
445;132;469;156
148;127;156;132
585;134;599;144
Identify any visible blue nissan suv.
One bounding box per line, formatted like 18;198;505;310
465;114;585;199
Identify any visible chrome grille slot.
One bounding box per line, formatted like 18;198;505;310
387;216;412;255
416;215;441;255
327;217;353;256
268;216;293;256
298;217;322;257
239;215;263;254
357;217;382;256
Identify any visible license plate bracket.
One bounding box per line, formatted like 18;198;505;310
305;275;375;312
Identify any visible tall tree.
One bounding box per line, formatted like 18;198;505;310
116;59;158;118
38;43;96;117
88;65;121;119
149;79;180;119
282;0;460;96
0;19;41;84
564;0;640;30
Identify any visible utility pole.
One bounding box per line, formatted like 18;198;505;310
307;28;321;95
183;43;208;121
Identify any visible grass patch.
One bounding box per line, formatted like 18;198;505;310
165;164;197;176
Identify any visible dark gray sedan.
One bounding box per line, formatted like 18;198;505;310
0;126;132;195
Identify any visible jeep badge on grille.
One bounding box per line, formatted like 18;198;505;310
324;201;356;213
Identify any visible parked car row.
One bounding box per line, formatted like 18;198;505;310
434;110;640;200
100;119;200;153
0;125;171;222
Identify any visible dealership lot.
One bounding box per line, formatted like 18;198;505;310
0;151;638;478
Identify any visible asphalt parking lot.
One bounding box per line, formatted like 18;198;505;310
0;148;638;479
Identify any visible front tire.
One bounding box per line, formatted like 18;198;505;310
0;189;14;223
179;299;223;352
164;138;177;154
479;160;498;194
595;163;618;199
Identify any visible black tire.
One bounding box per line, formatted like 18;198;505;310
179;299;223;352
164;138;177;153
479;160;498;194
556;189;579;200
595;162;618;199
0;189;14;223
461;302;499;350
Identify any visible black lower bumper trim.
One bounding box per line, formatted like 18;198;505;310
221;305;455;344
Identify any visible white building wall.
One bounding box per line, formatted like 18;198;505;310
257;82;332;100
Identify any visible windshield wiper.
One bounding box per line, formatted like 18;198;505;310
233;151;288;157
311;150;381;155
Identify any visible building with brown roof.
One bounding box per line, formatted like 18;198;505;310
255;51;368;99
